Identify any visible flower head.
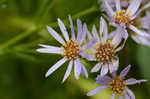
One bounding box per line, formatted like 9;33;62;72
130;11;150;47
84;17;125;76
87;65;147;99
37;16;95;83
102;0;150;44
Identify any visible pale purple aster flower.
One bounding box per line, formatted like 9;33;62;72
139;11;150;32
84;17;125;76
130;11;150;46
98;0;130;10
37;16;95;83
87;65;147;99
102;0;150;42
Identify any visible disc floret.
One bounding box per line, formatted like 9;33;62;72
109;77;126;96
114;10;131;25
95;42;115;64
63;40;80;60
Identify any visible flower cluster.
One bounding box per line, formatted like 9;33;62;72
37;0;150;98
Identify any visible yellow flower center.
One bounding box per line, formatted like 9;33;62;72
109;77;126;96
63;40;80;60
114;10;131;25
95;43;115;64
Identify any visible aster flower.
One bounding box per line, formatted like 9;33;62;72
98;0;130;10
139;11;150;32
84;17;125;76
130;11;150;46
37;16;96;83
87;65;147;99
102;0;150;42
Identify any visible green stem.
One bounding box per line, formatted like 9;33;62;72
0;27;37;50
0;5;98;51
35;0;50;20
37;0;57;24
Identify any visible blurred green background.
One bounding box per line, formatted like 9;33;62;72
0;0;150;99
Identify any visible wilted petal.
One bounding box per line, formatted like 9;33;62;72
91;63;101;73
74;58;82;79
96;75;112;85
45;58;67;77
101;64;109;76
47;26;65;44
87;86;108;96
119;65;131;78
62;60;73;83
126;78;147;85
126;0;142;16
58;18;69;41
124;93;130;99
126;88;135;99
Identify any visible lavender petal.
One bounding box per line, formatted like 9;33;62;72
45;58;67;77
81;64;88;78
126;0;142;16
80;51;95;61
82;38;97;50
101;64;109;76
77;19;83;45
111;94;115;99
115;0;121;12
58;18;69;41
69;15;75;40
103;0;114;16
124;93;130;99
91;63;101;73
118;96;123;99
37;44;63;54
47;26;65;44
126;78;147;85
96;75;112;85
92;25;100;41
62;60;73;83
87;86;108;96
74;58;82;79
126;88;135;99
119;65;131;78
